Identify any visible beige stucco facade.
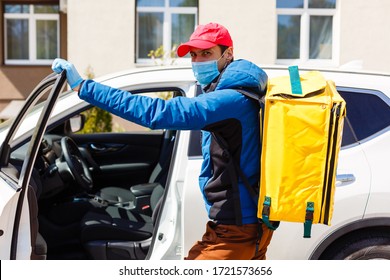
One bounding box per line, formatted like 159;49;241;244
1;0;390;119
67;0;136;78
66;0;390;78
338;0;390;71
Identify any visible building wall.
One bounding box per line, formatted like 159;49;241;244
199;0;390;72
67;0;136;79
0;0;67;113
1;0;390;113
67;0;390;77
339;0;390;71
198;0;276;66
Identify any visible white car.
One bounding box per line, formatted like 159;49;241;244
0;66;390;260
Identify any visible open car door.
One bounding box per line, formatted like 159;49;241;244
0;71;67;260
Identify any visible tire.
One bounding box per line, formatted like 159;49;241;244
345;245;390;260
319;229;390;260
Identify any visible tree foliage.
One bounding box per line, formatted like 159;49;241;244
148;45;177;66
79;66;113;133
80;106;112;133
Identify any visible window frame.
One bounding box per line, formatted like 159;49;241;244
276;0;339;67
3;3;60;65
136;0;198;65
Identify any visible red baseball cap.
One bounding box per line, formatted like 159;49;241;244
177;22;233;57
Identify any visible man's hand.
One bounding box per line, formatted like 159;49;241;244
52;58;83;90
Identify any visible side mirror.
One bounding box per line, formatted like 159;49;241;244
69;114;85;133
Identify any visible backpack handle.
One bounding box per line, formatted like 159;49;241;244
288;65;303;95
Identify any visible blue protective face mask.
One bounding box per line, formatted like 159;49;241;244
191;60;220;86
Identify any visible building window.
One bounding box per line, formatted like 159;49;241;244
276;0;337;66
136;0;198;64
4;4;59;65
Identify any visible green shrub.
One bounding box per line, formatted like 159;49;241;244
78;66;112;133
79;106;112;133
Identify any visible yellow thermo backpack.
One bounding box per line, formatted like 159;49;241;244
258;66;346;237
213;66;346;238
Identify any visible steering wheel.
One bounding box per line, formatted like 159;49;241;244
61;136;93;191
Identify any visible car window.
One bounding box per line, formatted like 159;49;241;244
188;130;202;157
7;87;53;162
339;88;390;146
340;117;357;147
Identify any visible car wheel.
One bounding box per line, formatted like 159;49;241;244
319;229;390;260
345;245;390;260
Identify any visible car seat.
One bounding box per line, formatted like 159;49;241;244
78;130;175;259
80;183;164;259
92;129;175;209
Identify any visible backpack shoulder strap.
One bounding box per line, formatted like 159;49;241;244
235;89;263;102
211;132;258;201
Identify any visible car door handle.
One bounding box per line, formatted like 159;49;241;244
336;174;356;186
89;143;124;153
89;143;107;151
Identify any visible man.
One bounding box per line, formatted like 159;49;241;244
52;22;273;260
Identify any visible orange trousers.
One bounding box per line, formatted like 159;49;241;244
185;221;274;260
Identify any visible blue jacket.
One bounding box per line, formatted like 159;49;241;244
79;59;267;225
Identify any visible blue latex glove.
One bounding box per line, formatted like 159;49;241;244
51;58;83;89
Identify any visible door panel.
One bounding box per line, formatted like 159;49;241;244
0;72;67;259
0;172;20;259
